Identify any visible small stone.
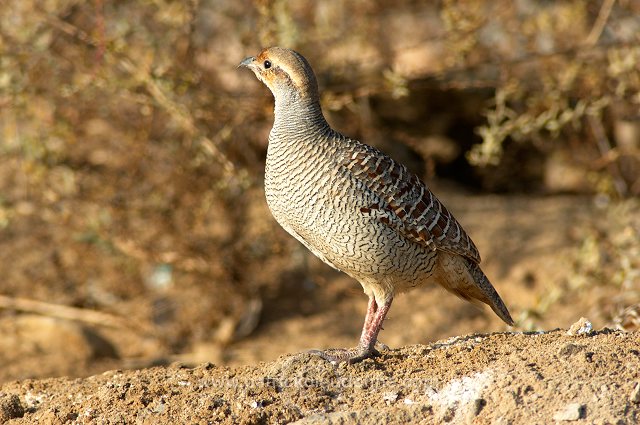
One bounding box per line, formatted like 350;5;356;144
441;406;456;422
553;403;585;421
558;343;585;357
630;383;640;404
383;392;399;403
567;318;592;335
473;398;487;416
0;393;25;422
152;401;167;414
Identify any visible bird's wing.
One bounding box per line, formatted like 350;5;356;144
340;141;481;264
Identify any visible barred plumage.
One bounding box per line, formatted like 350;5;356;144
240;47;513;364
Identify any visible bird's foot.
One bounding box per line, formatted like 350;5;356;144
308;346;382;365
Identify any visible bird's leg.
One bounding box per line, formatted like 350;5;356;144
357;297;392;356
309;296;393;364
361;296;378;337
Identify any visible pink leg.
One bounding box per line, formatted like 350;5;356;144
360;296;378;340
309;296;393;364
358;298;392;353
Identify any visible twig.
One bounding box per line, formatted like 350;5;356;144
585;0;616;46
0;295;140;330
40;10;97;47
588;115;627;196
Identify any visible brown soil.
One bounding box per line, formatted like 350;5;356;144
1;329;639;424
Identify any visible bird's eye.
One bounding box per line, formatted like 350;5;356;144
264;60;272;69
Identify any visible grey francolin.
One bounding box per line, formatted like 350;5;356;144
239;47;513;364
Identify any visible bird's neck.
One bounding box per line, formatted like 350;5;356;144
272;96;331;138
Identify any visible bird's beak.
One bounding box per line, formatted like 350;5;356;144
238;56;256;69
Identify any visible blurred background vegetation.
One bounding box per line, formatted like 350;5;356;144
0;0;638;379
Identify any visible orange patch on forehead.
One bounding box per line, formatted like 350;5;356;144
257;49;306;91
256;50;270;62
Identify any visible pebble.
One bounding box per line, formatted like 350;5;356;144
558;343;585;357
630;383;640;404
383;392;398;403
553;403;585;421
473;398;487;416
567;318;593;336
0;393;24;422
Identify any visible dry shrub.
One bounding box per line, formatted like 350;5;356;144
0;0;637;355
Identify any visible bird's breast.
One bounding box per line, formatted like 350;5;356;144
264;137;348;231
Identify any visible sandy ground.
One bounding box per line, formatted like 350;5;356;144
1;328;639;424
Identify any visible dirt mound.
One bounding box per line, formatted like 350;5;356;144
2;327;638;424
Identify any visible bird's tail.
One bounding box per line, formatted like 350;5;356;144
465;259;514;326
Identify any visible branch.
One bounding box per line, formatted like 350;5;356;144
585;0;616;46
0;295;148;331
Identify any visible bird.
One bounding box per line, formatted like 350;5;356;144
239;47;513;364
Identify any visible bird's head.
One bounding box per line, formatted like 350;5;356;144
238;47;320;105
